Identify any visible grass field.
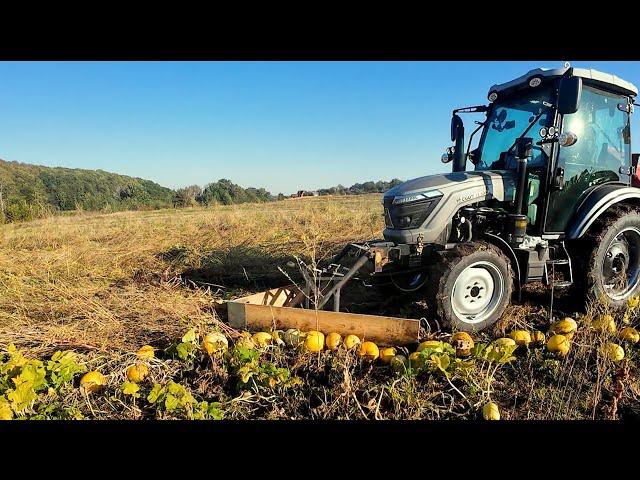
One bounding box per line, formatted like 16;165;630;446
1;194;639;420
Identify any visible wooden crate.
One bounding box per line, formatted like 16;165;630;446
227;285;420;346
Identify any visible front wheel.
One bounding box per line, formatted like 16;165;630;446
426;242;514;332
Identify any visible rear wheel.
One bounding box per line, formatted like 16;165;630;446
426;242;513;332
570;205;640;308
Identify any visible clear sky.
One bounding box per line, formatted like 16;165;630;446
1;61;639;195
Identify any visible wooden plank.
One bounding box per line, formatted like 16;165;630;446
227;286;420;345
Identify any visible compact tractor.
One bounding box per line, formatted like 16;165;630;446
295;65;640;333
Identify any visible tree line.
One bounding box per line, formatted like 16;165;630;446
0;159;404;223
316;179;403;196
0;159;174;222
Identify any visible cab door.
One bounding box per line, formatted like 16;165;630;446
544;86;632;234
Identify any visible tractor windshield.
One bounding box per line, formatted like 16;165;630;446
475;85;556;171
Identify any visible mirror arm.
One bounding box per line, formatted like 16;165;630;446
465;121;485;163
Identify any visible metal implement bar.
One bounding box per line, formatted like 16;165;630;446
316;254;370;310
299;241;399;313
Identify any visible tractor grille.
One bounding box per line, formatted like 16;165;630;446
383;195;441;230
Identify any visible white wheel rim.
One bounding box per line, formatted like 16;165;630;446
603;226;640;301
451;261;505;324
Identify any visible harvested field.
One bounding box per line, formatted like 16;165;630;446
1;195;639;420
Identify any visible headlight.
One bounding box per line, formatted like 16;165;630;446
392;190;442;205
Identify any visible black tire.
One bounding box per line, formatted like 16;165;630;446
389;270;429;292
369;270;428;296
568;204;640;309
426;242;514;332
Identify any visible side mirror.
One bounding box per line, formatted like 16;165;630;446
558;76;582;115
441;146;454;163
451;114;463;142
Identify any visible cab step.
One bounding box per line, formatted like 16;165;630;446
545;242;573;288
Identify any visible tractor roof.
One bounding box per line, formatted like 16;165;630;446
489;67;638;99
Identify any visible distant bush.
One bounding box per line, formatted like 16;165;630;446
4;199;33;222
317;178;403;196
198;179;273;206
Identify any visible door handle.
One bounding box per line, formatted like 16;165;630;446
554;167;565;190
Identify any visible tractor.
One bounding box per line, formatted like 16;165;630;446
311;65;640;332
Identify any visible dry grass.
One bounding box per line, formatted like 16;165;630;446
0;195;381;353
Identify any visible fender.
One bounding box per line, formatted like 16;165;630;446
566;184;640;239
481;232;522;302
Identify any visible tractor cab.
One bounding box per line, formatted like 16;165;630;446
447;66;638;237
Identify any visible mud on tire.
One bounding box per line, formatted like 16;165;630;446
426;241;514;332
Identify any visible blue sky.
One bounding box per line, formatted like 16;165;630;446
0;61;639;195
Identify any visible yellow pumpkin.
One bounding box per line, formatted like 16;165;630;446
530;330;546;347
126;363;149;383
451;332;474;356
603;342;625;362
509;330;532;347
409;351;426;370
379;347;397;364
80;371;106;393
492;337;517;348
325;333;343;351
252;332;273;347
304;331;325;352
619;327;640;344
202;332;229;354
357;341;379;362
390;354;409;374
550;318;578;336
592;315;617;334
136;345;155;360
236;332;256;350
482;402;500;420
547;334;570;357
344;334;361;349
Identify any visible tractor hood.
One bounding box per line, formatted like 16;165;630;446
384;170;517;200
382;170;518;245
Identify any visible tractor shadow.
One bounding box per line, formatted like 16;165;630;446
161;244;304;293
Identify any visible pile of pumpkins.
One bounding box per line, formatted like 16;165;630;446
80;344;156;394
234;328;398;364
542;314;639;362
78;313;640;400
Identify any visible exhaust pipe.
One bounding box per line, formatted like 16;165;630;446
451;113;466;172
513;137;533;215
508;137;533;246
